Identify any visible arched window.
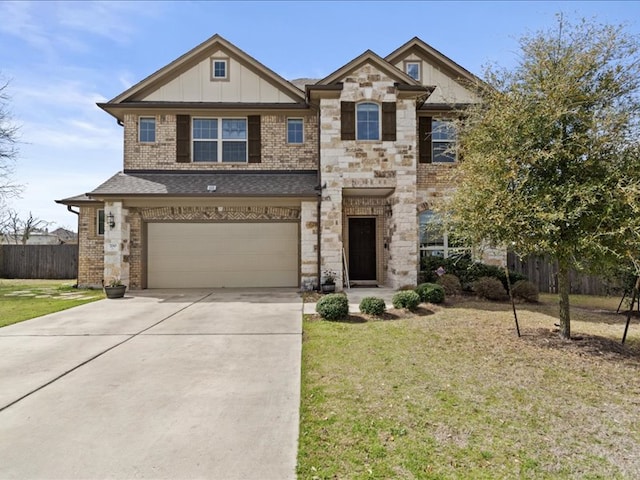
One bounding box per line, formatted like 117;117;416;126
356;102;380;140
418;210;467;261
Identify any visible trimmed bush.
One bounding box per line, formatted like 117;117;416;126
421;255;527;292
392;290;421;310
359;297;387;316
316;293;349;320
437;273;462;296
415;283;445;304
473;276;508;301
512;280;539;303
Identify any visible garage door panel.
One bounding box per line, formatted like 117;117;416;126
147;223;298;288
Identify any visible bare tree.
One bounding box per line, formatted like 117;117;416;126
0;210;50;244
0;77;23;203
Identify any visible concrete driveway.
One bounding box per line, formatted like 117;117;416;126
0;289;302;480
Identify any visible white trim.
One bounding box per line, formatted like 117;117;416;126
192;117;248;163
404;61;421;81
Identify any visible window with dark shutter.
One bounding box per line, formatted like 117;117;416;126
176;114;191;163
248;115;261;163
418;116;432;164
381;102;396;141
341;101;355;140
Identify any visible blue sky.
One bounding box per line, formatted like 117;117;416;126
1;0;639;230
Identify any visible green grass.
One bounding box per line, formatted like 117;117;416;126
0;279;105;328
298;295;640;479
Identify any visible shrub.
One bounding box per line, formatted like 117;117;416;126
473;276;508;301
316;293;349;320
392;290;421;310
512;280;539;302
359;297;387;316
437;274;462;296
415;283;445;304
421;255;527;292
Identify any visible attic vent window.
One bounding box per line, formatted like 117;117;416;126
211;58;229;81
405;61;421;81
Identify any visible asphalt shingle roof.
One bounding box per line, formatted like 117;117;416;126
88;171;319;197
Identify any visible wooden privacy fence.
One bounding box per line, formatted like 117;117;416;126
0;244;78;279
507;251;622;296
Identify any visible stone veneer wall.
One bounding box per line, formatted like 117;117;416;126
123;112;318;170
300;201;319;290
319;64;418;289
77;206;104;288
103;201;130;286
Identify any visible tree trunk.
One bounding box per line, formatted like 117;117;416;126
557;259;571;339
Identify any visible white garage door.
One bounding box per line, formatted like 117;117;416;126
147;222;298;288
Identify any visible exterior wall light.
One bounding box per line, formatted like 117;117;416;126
107;212;116;229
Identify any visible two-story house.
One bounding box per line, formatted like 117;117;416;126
57;34;494;290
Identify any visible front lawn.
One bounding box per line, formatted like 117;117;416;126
298;295;640;479
0;279;104;328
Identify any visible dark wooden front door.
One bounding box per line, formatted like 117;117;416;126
349;218;376;280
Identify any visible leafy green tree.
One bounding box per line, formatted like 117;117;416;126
448;16;640;339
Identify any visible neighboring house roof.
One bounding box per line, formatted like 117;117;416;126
290;78;321;90
385;36;483;86
51;227;78;243
102;34;305;116
86;171;319;198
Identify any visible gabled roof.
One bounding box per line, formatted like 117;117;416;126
85;171;318;198
106;34;306;105
385;37;482;85
316;49;426;88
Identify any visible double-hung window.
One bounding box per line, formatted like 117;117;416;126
419;210;467;260
193;118;247;162
139;117;156;143
356;102;380;140
432;120;456;163
287;118;303;144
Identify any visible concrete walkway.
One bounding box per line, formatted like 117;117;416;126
303;287;397;314
0;289;302;480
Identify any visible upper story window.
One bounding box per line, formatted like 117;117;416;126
192;118;247;162
432;120;457;163
287;118;303;144
211;58;229;80
356;102;380;141
405;62;421;81
97;209;105;236
139;117;156;143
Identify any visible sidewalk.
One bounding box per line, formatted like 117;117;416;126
303;287;397;314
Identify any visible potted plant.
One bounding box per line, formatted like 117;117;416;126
321;270;337;293
104;277;126;299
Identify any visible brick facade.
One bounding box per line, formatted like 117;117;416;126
77;206;104;288
123;113;318;171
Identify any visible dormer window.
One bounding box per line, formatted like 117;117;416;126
405;61;421;81
211;58;229;81
356;102;380;141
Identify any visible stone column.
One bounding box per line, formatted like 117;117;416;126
103;201;130;286
300;200;319;290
